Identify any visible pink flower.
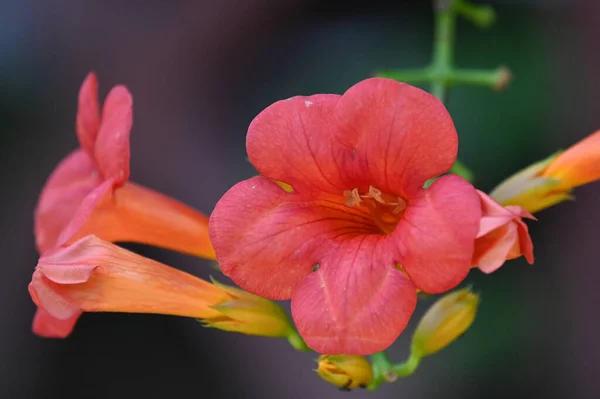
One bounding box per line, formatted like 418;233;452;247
33;73;214;337
209;78;481;354
472;191;535;273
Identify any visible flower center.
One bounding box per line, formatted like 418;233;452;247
343;185;407;234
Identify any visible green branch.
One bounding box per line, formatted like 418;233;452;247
367;351;422;390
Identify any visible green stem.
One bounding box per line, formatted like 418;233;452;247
367;351;395;390
287;330;311;352
450;67;510;90
367;351;422;390
376;1;507;93
393;352;422;377
454;0;495;28
376;68;508;91
376;69;433;84
430;0;456;102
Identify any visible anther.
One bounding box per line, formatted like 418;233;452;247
343;188;362;207
392;197;407;214
367;185;386;203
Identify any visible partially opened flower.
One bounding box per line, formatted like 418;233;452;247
210;78;481;354
473;191;535;273
490;129;600;213
29;235;294;338
34;72;214;258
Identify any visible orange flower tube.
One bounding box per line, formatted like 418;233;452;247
490;129;600;213
30;235;228;321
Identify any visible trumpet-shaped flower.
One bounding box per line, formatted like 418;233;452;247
490;129;600;213
209;78;481;354
34;72;214;258
473;191;535;273
33;73;215;337
29;235;294;338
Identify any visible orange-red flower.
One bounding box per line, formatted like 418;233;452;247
29;235;294;338
490;129;600;213
33;73;214;337
210;78;481;354
472;191;535;273
35;73;214;257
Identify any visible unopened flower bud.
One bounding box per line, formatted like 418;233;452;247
411;288;479;357
491;129;600;213
200;278;294;338
316;355;373;390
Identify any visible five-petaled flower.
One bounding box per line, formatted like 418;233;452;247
33;73;214;337
472;191;535;273
209;78;482;355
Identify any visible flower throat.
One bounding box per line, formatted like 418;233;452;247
344;185;407;234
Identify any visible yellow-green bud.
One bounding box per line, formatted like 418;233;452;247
316;355;373;390
199;278;294;338
411;287;479;357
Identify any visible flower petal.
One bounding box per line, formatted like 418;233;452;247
516;219;534;264
333;78;457;197
473;223;518;273
55;179;114;247
34;150;102;253
76;72;100;156
37;263;97;284
32;308;81;338
477;190;518;237
29;270;81;320
94;85;132;186
291;236;417;354
210;176;377;300
395;175;481;293
247;94;355;194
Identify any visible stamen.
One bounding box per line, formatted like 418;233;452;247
342;185;407;235
344;188;362;207
392;197;407;214
367;185;386;204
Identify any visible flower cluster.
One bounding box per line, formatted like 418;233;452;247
28;74;600;360
30;73;292;340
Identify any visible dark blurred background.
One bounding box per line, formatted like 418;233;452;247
1;0;598;398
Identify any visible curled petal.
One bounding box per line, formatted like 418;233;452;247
210;176;376;300
95;85;132;186
76;72;100;156
247;94;352;194
34;150;102;253
473;223;519;273
56;179;114;247
473;192;535;273
32;308;81;338
395;175;481;293
477;189;526;237
334;78;457;197
291;236;417;355
29;235;230;325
